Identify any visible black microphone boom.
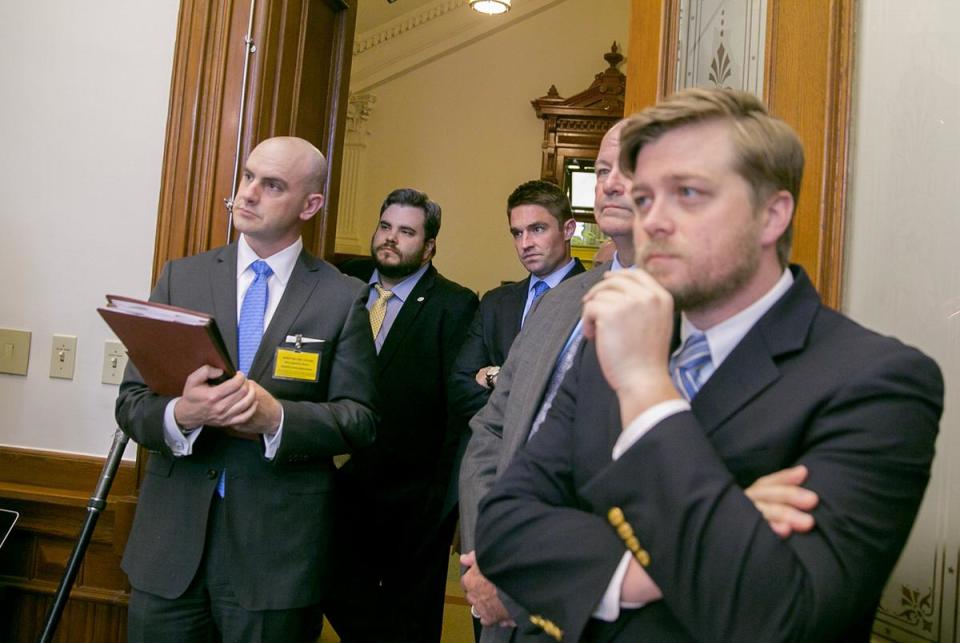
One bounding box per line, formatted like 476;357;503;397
39;428;130;643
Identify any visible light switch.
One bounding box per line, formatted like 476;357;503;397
101;340;128;385
0;328;31;375
50;334;78;380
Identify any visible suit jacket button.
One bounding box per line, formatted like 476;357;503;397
206;469;218;479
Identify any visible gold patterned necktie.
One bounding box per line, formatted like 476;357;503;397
369;283;394;339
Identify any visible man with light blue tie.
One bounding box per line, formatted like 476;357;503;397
450;180;585;424
116;136;379;643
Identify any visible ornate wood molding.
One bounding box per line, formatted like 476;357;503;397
532;43;626;207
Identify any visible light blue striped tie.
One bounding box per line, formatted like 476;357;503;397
219;259;271;497
528;324;584;441
669;333;712;401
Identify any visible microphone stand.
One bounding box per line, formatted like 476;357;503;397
38;428;129;643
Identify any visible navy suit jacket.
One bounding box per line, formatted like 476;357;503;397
338;259;478;547
477;267;942;642
450;259;585;422
116;242;379;610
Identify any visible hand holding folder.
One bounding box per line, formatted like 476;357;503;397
98;295;236;397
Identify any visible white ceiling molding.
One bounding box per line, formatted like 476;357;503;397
351;0;568;93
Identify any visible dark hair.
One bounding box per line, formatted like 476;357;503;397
619;88;804;267
506;180;573;226
379;188;442;240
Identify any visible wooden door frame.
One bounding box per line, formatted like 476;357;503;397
626;0;856;309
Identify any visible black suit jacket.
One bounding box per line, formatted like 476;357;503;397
450;259;585;422
116;242;379;611
476;267;942;642
338;259;478;548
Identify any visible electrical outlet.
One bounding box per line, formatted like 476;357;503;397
0;328;31;376
50;334;78;380
102;340;128;385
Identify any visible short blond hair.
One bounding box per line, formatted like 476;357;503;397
619;88;803;266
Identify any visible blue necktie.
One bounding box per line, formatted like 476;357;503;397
237;260;273;374
532;280;550;301
220;259;271;497
669;333;712;401
528;323;584;441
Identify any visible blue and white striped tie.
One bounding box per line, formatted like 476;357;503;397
669;333;712;401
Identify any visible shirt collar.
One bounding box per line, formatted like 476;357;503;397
611;252;627;271
369;261;431;303
680;268;794;369
530;258;577;292
237;234;302;287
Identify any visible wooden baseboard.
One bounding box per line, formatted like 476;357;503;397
0;445;136;642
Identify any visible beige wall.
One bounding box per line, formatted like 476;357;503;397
344;0;631;294
0;2;178;458
843;1;960;639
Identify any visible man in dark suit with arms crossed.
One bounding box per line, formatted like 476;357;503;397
116;137;379;642
476;88;943;641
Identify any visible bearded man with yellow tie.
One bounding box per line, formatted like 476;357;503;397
328;188;478;642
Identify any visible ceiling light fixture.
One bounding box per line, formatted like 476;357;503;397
469;0;511;15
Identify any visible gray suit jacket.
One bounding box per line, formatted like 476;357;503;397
459;264;607;643
116;242;379;611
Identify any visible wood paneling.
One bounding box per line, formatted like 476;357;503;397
765;0;855;309
625;0;855;308
0;447;137;642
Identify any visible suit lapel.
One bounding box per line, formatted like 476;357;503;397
248;250;323;381
502;277;530;338
376;265;437;372
506;271;596;456
211;244;240;369
691;268;820;434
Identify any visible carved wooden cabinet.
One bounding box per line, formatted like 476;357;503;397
531;43;626;225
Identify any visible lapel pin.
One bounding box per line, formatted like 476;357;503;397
417;297;425;302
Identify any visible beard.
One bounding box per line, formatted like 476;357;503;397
642;228;761;313
371;241;426;280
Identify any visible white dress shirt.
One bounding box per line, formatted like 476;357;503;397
161;235;304;459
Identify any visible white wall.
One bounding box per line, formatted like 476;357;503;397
348;0;631;294
844;1;960;638
0;2;179;459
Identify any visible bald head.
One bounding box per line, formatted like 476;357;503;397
250;136;327;194
232;137;328;257
601;118;628;149
594;118;635;264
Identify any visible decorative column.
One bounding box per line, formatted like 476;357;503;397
335;92;377;255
